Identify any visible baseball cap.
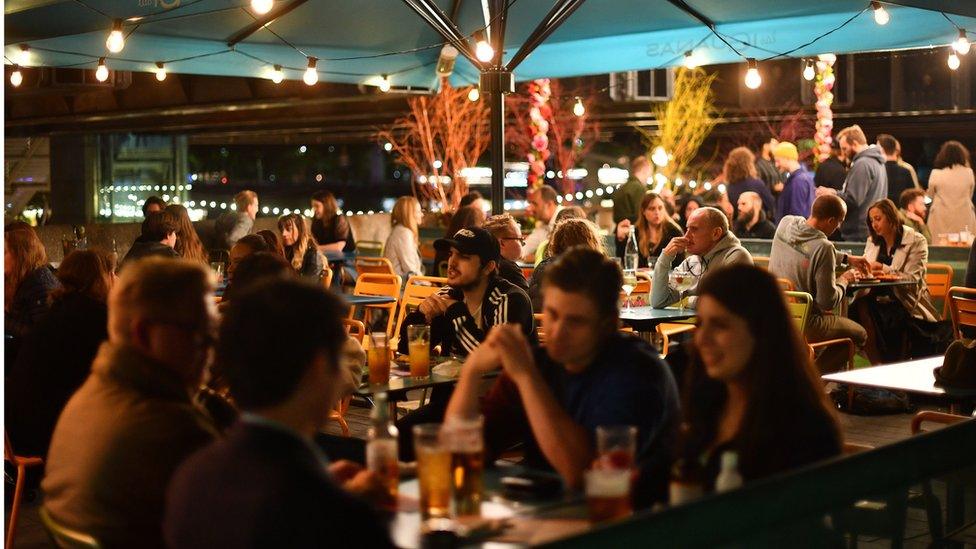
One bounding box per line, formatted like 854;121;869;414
434;226;500;264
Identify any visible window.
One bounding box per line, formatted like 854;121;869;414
609;68;675;102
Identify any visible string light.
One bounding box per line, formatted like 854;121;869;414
270;64;284;83
378;74;391;92
682;51;698;69
803;59;815;81
871;2;889;25
953;29;971;55
383;142;393;152
573;97;585;117
474;31;494;63
250;0;273;15
468;87;480;101
154;62;167;81
948;51;961;70
303;57;318;86
651;146;669;167
744;58;762;89
106;19;125;53
95;57;109;82
10;65;23;87
16;44;30;66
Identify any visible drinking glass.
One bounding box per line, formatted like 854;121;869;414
210;262;225;285
669;268;695;311
413;424;452;519
368;332;391;385
621;283;635;310
442;416;484;516
596;425;637;470
585;469;632;523
408;325;431;377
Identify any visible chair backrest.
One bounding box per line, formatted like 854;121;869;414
784;291;813;333
534;313;545;344
353;273;402;298
393;275;448;338
343;318;366;344
925;263;954;315
356;240;384;257
947;286;976;339
777;278;795;292
321;265;333;290
910;410;968;435
753;256;770;270
355;256;395;276
40;508;101;549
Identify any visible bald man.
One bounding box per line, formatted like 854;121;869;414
651;206;753;308
769;195;869;372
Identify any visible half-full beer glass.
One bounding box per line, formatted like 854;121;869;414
443;416;484;516
413;424;451;519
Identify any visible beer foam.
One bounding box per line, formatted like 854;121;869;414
585;470;630;497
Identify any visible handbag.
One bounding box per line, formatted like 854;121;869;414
933;339;976;390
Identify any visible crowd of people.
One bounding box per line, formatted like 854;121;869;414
3;126;974;546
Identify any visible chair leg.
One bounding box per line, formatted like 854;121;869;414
6;464;25;549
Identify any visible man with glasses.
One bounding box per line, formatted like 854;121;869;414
43;258;220;547
483;213;529;291
651;207;753;308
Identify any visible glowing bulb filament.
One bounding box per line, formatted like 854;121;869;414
872;2;889;25
270;64;284;84
10;66;23;87
744;58;762;89
948;51;961;70
953;29;971;55
803;60;815;81
303;57;318;86
573;97;585;117
474;31;494;63
155;62;167;81
106;19;125;53
378;74;391;92
467;87;480;101
683;51;698;69
16;45;30;67
251;0;273;14
95;58;109;82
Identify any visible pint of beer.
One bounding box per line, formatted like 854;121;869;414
368;332;391;384
443;416;484;516
413;424;451;519
585;469;632;522
408;325;431;377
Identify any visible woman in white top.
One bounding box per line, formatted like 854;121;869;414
384;196;424;279
926;141;975;237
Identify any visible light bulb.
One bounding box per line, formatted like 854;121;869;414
303;57;318;86
467;87;480;101
803;60;815;81
652;146;669;168
106;20;125;53
744;58;762;89
953;29;971;55
10;66;23;87
270;64;284;83
95;58;109;82
378;74;391;92
948;51;961;70
683;51;697;69
154;62;166;81
16;45;30;66
573;97;585;117
871;2;889;25
250;0;273;14
474;32;494;63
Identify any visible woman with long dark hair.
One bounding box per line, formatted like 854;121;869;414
616;192;685;268
165;204;208;264
927;140;975;237
677;264;841;492
310;190;356;253
5;222;59;338
7;248;115;457
278;213;323;279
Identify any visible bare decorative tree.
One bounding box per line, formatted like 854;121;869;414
377;80;490;212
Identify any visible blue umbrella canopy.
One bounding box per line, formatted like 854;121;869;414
5;0;976;87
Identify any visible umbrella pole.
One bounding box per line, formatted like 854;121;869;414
480;70;514;215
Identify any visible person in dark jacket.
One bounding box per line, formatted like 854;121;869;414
733;192;776;239
755;138;784;195
310;190;356;253
814;141;847;191
214;190;258;251
7;249;114;458
877;134;916;204
278;213;323;280
165;278;392;549
816;125;888;241
613;155;652;225
773;141;816;222
433;205;485;276
483;213;529;291
121;211;181;267
5;222;60;339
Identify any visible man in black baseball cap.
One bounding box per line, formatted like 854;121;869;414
395;226;534;459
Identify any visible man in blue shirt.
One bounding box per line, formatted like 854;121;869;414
774;141;816;223
446;248;680;504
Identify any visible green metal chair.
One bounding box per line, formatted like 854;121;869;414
39;507;101;549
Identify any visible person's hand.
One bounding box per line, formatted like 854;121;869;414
418;294;453;322
615;219;632;241
341;469;389;503
329;459;364;484
839;269;858;283
462;335;503;376
816;186;837;197
773;182;784;194
904;210;925;224
489;324;536;384
847;255;871;275
662;236;688;257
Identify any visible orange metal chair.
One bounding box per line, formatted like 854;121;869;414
392;276;448;340
5;431;43;549
329;319;367;436
753;256;770;270
321;265;333;290
925;264;954;317
947;286;976;339
348;273;401;337
354;256;396;276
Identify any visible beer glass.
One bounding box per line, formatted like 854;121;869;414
408;325;431;377
442;416;484;516
596;425;637;470
584;469;632;522
413;424;451;519
368;332;391;385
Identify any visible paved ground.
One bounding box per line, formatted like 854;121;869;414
8;398;974;548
